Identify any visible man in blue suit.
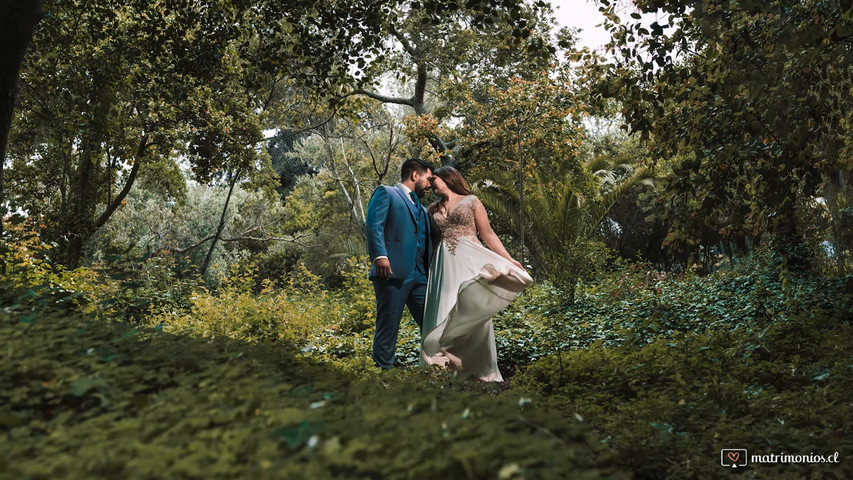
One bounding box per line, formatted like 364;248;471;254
366;158;434;369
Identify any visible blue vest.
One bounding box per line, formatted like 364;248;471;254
414;200;428;276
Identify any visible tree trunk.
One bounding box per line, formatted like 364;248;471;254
200;168;241;277
59;74;115;268
0;0;45;270
516;120;525;265
95;136;147;228
324;138;367;237
775;188;808;273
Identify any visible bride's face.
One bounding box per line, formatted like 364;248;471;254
430;176;449;196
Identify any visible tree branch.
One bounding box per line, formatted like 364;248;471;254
95;135;147;228
149;228;306;258
200;166;241;275
412;64;428;115
220;233;306;244
354;88;414;107
390;24;419;57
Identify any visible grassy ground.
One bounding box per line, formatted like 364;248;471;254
2;261;852;479
0;305;623;480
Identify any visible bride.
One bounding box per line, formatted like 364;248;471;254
421;166;533;382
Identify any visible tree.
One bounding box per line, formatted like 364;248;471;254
583;129;678;270
351;0;559;161
0;0;44;264
5;0;399;268
583;0;853;270
91;181;300;287
456;71;654;296
476;157;653;300
8;0;265;267
287;101;405;241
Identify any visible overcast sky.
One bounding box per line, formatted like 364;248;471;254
552;0;612;51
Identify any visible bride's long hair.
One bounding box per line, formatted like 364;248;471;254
429;166;472;215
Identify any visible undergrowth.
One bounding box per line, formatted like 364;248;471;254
3;232;852;479
0;299;622;480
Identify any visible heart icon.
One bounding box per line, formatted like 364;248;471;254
727;451;740;463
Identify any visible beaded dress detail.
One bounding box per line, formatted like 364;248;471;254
431;195;479;255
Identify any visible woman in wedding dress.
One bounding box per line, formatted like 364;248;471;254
421;167;533;382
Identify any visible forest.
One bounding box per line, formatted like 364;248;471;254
1;0;852;478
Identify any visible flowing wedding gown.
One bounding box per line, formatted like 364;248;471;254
421;195;533;381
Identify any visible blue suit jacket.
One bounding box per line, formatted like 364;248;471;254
366;185;432;280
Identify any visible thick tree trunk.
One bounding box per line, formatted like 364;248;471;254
0;0;45;267
59;77;114;268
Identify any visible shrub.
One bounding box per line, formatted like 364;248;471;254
152;263;332;346
0;218;101;312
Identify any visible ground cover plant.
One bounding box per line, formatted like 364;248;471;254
0;288;625;480
3;248;850;479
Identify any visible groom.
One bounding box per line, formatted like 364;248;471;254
366;158;434;369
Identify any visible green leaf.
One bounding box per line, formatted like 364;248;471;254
121;328;141;338
274;421;327;448
650;422;673;433
70;377;108;396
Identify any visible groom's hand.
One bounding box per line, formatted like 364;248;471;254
375;258;393;278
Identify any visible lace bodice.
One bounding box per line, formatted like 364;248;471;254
431;195;480;254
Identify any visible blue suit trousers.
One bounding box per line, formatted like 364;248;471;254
372;268;427;369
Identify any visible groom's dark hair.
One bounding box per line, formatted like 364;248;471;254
400;158;432;182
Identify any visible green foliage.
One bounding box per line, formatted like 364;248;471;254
475;157;652;295
91;253;200;323
514;311;852;479
488;253;853;479
499;249;852;361
332;257;377;334
0;219;100;312
8;0;269;267
583;0;853;264
0;298;627;480
91;182;293;289
153;263;330;345
4;222;851;480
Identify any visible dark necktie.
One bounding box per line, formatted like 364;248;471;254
410;191;425;226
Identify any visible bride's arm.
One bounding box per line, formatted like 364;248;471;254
472;196;524;270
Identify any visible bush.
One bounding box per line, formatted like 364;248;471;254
152;263;332;345
503;251;853;479
90;252;201;322
0;218;101;312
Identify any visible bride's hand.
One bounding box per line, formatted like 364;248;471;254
510;259;524;270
